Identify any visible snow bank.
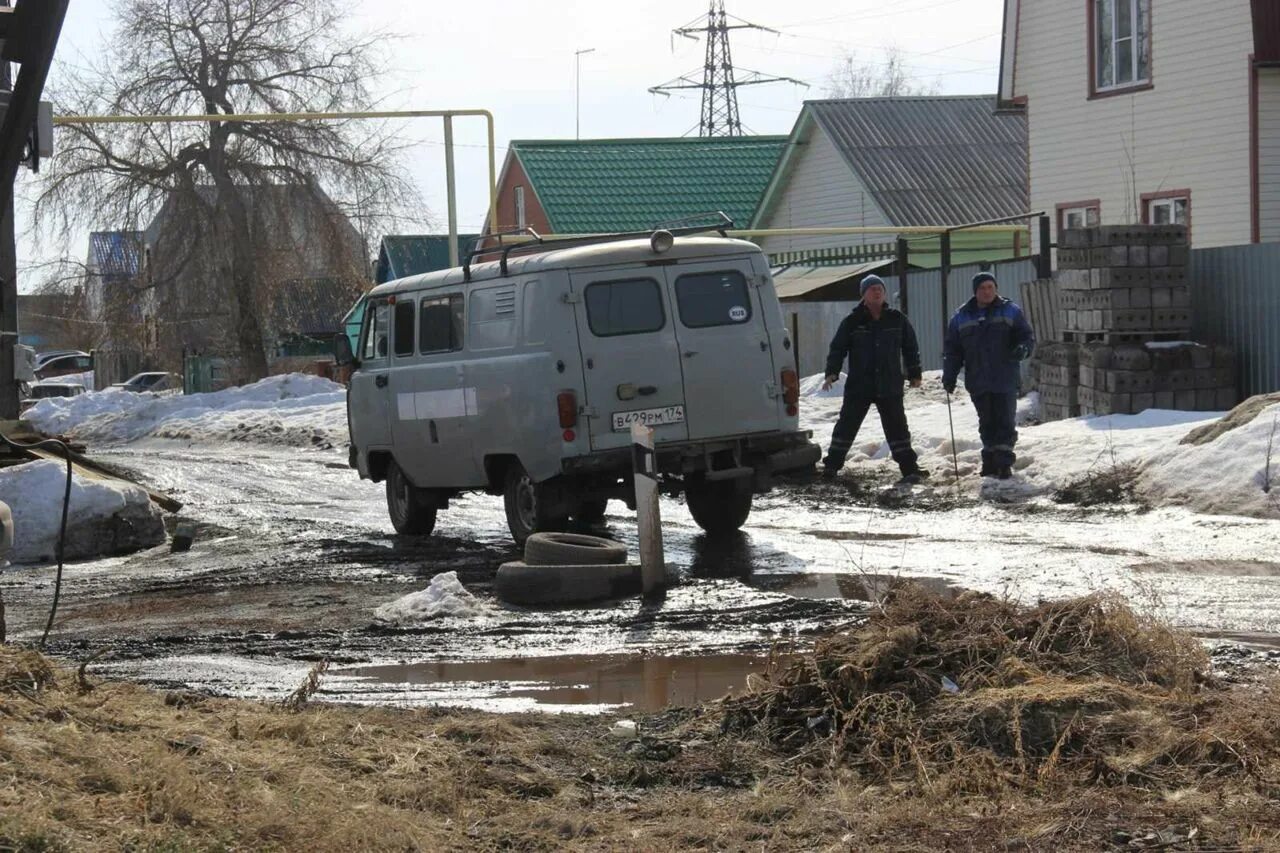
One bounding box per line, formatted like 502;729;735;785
1141;401;1280;517
797;371;1266;513
374;571;486;623
23;373;346;449
0;460;164;564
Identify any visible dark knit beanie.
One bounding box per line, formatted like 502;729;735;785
860;274;886;297
972;272;997;293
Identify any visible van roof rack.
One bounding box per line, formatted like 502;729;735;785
462;212;735;282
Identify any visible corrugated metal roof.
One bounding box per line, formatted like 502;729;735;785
89;231;144;277
376;234;480;283
771;260;896;300
807;96;1027;226
512;136;787;234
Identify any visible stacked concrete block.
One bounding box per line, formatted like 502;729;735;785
1056;225;1192;341
1075;342;1236;416
1035;341;1081;421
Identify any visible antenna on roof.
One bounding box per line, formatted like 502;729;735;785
648;1;807;137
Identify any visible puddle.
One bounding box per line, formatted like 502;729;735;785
1199;630;1280;651
330;652;792;713
1130;559;1280;577
748;572;959;602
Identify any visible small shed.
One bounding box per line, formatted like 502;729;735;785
375;234;480;284
771;259;910;303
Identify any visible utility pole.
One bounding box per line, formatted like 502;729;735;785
0;0;68;420
575;48;594;140
649;0;806;137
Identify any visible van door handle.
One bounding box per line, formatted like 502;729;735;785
637;385;657;396
375;374;388;388
683;351;698;358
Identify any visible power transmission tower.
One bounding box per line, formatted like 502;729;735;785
649;1;806;137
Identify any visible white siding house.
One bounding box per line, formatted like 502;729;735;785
751;97;1029;265
999;0;1277;248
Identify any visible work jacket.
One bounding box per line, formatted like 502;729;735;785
942;296;1035;396
825;303;922;399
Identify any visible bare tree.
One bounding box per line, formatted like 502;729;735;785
824;48;942;99
35;0;421;380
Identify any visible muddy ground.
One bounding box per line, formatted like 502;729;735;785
4;438;1280;712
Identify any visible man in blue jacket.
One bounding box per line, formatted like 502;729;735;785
942;272;1035;480
821;274;928;484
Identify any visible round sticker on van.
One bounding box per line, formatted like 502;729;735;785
728;306;748;322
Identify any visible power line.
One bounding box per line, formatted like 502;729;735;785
649;1;808;137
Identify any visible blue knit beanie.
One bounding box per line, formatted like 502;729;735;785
972;272;997;293
860;274;886;297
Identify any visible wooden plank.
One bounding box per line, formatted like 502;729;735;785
23;446;184;513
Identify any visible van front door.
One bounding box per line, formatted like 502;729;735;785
570;268;689;451
666;261;781;440
349;298;393;476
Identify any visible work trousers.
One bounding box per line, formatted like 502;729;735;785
824;394;918;475
971;392;1018;469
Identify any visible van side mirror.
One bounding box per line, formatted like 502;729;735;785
333;333;357;367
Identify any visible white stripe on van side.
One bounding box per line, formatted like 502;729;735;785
396;389;475;421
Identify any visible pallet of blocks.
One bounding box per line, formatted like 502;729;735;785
1077;342;1237;416
1034;342;1081;421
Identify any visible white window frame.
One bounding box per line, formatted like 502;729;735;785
1095;0;1150;92
1147;196;1188;226
1061;205;1100;231
514;185;526;229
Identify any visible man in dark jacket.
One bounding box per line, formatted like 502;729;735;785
821;274;927;484
942;272;1035;480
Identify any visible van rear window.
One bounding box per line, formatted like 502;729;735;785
674;270;752;328
584;278;665;337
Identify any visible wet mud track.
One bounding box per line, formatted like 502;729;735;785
7;438;1280;710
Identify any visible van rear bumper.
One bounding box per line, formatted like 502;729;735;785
560;430;821;481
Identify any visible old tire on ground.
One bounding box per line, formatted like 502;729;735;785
524;532;627;566
503;463;568;547
574;499;609;523
685;478;753;536
494;560;641;606
386;460;438;535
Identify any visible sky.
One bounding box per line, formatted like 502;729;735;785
14;0;1004;290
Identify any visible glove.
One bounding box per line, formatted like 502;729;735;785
1011;342;1032;362
943;380;956;395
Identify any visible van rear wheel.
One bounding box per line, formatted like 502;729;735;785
386;460;438;535
685;479;753;536
504;463;568;546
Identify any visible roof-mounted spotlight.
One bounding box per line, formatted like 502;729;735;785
650;229;674;254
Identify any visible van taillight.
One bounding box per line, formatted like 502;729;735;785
557;391;578;429
781;368;799;416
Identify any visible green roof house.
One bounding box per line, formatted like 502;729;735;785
375;234;480;284
479;136;787;245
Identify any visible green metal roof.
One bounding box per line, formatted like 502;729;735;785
511;136;787;234
376;234;479;283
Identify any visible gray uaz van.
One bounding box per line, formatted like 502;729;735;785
340;225;821;545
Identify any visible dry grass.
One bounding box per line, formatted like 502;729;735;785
4;587;1280;850
1052;462;1142;507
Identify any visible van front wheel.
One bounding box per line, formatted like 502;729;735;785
685;479;753;536
386;460;438;535
504;464;568;546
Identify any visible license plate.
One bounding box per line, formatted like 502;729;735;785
611;405;685;432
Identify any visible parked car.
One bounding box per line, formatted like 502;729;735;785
111;371;177;393
34;351;93;380
19;382;87;413
340;226;822;545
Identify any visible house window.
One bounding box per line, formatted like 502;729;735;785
1056;200;1101;234
515;185;526;229
1093;0;1150;93
1142;191;1190;228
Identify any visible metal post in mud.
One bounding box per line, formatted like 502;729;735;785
631;423;665;595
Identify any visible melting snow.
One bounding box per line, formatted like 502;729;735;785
374;572;487;623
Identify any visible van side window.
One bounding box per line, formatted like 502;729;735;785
584;278;665;337
362;301;390;360
674;270;753;328
393;300;416;357
420;294;465;354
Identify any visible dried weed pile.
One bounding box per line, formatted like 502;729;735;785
726;584;1280;797
1053;462;1143;506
